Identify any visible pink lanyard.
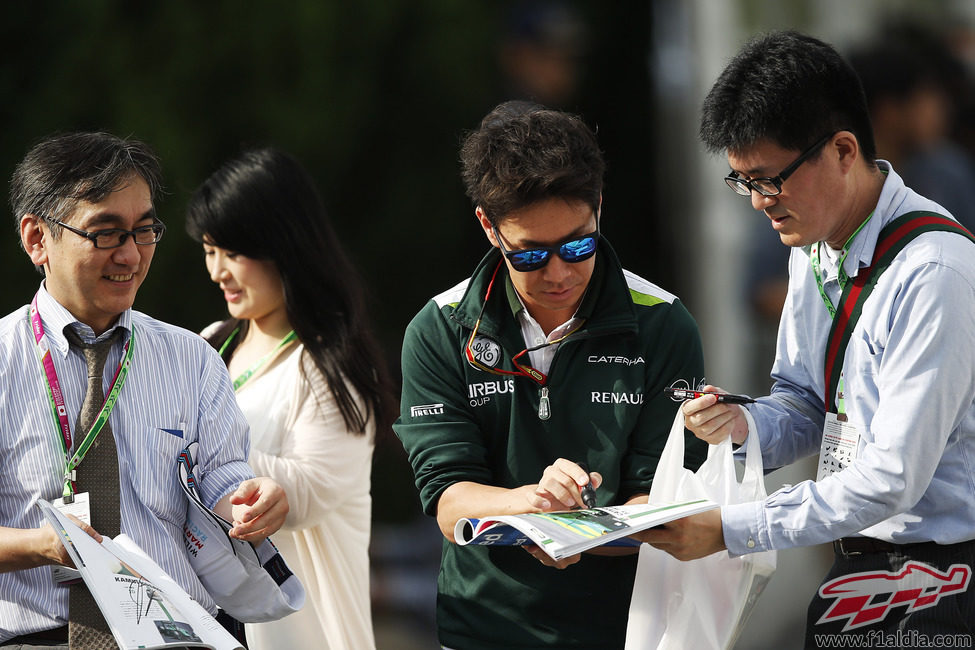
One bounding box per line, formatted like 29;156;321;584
29;293;133;498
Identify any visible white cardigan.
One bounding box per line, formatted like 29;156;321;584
236;342;376;650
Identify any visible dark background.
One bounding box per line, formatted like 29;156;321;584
0;1;675;527
8;3;973;647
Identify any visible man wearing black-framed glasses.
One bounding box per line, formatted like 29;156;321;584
642;31;975;645
394;101;706;649
45;215;167;249
0;132;289;648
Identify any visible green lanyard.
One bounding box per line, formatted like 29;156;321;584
220;327;298;391
809;214;873;318
61;331;134;498
810;215;872;416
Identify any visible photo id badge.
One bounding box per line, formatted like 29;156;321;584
49;492;90;584
816;413;861;481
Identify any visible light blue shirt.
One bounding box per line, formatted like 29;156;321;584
724;162;975;555
0;284;253;641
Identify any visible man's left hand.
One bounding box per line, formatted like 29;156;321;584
636;508;726;561
226;477;289;543
522;544;581;569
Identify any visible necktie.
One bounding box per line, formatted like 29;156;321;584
64;326;123;650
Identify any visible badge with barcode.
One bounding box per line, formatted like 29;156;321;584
49;492;90;584
816;413;861;481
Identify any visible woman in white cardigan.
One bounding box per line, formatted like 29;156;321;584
186;148;395;650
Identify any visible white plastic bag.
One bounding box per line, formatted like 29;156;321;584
625;409;776;650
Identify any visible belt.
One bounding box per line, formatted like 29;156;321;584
2;625;68;645
833;537;930;556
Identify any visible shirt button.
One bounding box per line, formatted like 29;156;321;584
746;538;756;549
534;338;545;345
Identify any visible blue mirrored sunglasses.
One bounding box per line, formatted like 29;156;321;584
492;219;600;272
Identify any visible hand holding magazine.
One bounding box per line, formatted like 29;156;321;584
38;499;243;650
454;499;717;561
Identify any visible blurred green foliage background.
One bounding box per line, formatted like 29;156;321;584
0;1;672;523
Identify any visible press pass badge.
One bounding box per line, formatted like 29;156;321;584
50;492;91;584
816;413;861;481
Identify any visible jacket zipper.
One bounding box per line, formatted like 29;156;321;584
538;387;551;420
535;325;631;421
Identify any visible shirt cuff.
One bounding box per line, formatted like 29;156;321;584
721;500;770;556
201;459;255;508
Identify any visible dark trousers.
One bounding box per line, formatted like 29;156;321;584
1;611;245;650
216;609;247;648
0;625;67;648
805;538;975;648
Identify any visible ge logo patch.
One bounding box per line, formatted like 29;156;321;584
469;336;501;367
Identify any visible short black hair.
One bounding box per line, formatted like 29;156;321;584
700;30;876;161
460;100;604;226
10;131;162;237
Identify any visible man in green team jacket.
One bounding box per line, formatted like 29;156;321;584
394;100;707;649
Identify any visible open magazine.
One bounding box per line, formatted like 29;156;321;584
38;499;242;650
454;499;717;561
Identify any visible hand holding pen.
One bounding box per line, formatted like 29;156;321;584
678;384;751;446
531;459;601;511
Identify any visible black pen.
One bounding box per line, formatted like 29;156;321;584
577;462;597;509
663;387;756;404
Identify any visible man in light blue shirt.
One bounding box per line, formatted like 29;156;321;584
642;32;975;645
0;132;290;647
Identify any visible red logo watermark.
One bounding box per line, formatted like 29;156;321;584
817;561;971;631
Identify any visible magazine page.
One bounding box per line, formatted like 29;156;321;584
454;499;717;561
38;499;242;650
176;442;304;622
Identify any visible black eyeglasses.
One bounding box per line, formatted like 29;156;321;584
47;217;166;249
725;132;836;197
492;215;600;272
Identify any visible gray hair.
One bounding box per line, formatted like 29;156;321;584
10;131;163;239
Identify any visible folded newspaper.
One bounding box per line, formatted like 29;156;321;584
39;499;242;650
176;442;304;622
454;499;718;561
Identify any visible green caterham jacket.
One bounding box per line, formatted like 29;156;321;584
394;239;706;650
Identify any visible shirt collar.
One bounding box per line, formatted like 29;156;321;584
504;272;586;334
807;161;897;282
843;161;898;279
35;281;132;357
508;282;584;342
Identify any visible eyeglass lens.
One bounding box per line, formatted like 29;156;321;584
726;176;777;196
93;225;164;248
724;132;836;197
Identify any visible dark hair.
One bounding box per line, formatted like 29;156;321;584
460;100;605;226
185;147;395;435
700;31;876;162
10;131;162;237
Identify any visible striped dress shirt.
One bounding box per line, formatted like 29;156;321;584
0;283;253;641
724;163;975;554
